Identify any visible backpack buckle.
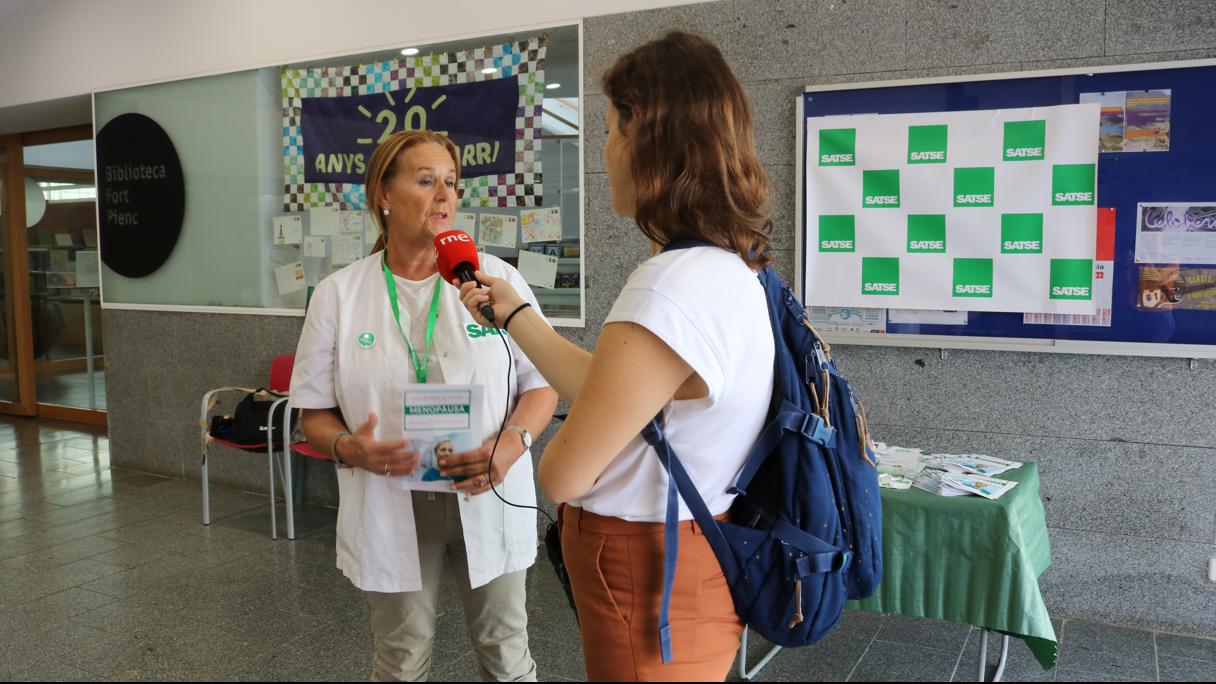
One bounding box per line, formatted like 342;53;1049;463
834;550;853;572
801;413;835;446
812;341;830;371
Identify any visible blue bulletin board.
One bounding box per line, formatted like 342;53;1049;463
797;61;1216;357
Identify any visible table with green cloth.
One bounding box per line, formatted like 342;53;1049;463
848;461;1057;671
738;462;1057;680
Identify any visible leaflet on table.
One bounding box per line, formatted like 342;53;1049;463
873;443;924;475
939;472;1018;500
878;473;913;490
399;384;484;493
928;453;1023;477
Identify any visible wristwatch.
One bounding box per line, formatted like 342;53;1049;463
504;424;533;451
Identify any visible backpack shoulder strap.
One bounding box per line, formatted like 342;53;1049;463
641;414;739;665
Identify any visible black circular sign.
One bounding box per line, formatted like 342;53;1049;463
96;113;185;278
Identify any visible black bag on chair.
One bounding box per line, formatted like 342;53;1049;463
226;389;295;445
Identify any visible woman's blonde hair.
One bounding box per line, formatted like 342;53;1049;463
364;130;462;252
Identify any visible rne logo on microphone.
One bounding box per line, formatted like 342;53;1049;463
437;232;472;246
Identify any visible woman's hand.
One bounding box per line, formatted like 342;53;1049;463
338;412;421;476
440;432;526;497
455;271;525;328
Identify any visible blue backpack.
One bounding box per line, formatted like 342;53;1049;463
643;247;883;664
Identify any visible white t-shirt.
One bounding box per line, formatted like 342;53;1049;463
575;245;775;522
392;272;445;386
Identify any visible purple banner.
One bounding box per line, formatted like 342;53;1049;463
301;76;519;184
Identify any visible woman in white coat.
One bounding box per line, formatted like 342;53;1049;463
291;130;558;682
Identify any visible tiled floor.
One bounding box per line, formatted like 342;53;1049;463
0;368;107;411
34;369;108;411
1;416;1213;681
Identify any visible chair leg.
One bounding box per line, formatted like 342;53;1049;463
202;449;211;526
268;444;278;540
200;397;212;527
281;448;296;540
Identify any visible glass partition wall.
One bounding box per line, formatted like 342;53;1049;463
94;23;585;325
0;126;105;425
24;138;104;413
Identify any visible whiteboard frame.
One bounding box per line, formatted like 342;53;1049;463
797;57;1216;359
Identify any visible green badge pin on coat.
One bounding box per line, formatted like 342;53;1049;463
358;332;376;349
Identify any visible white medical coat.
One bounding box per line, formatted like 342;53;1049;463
290;251;549;591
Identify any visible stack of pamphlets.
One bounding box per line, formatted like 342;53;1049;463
913;453;1023;499
912;471;971;496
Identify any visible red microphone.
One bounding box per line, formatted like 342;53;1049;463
434;230;496;323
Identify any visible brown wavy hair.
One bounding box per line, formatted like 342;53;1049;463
602;31;772;269
365;130;462;253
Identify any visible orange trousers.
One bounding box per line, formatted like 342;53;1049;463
561;505;743;682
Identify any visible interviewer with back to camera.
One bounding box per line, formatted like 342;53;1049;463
457;31;776;681
290;130;557;682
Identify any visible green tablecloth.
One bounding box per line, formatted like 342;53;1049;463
847;462;1057;670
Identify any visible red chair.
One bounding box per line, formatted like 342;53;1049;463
199;354;296;539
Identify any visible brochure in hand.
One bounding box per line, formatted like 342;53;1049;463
398;384;484;493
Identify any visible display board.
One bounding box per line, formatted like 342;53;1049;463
797;61;1216;357
93;24;585;326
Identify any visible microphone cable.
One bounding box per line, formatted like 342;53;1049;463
484;317;557;527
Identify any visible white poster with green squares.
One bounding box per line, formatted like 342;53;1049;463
805;104;1101;314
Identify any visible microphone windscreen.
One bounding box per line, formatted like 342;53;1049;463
434;230;480;282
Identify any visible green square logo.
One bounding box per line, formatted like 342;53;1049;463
907;124;948;164
819;128;856;166
861;257;900;296
1050;259;1093;299
1003;120;1046;161
1052;164;1096;206
1000;214;1044;254
907;215;946;253
953;258;994;298
953;167;994;207
862;170;900;208
818;215;856;252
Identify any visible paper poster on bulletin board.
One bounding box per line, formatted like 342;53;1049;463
798;60;1216;356
280;38;546;212
804;104;1100;314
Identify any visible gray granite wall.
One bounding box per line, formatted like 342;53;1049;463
106;0;1216;637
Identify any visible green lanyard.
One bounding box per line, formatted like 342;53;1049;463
382;255;443;384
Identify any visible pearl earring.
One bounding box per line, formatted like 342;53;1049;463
382;207;390;216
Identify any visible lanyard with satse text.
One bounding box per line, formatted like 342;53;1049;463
382;255;443;384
